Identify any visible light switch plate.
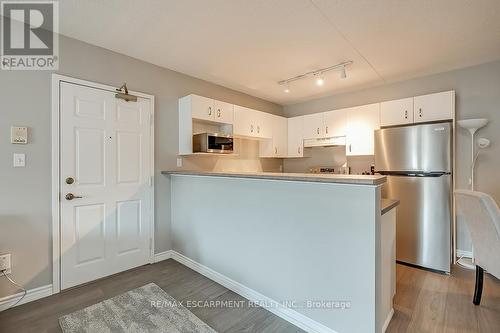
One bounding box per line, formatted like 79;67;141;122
11;126;28;144
177;157;183;167
0;254;11;275
13;153;25;167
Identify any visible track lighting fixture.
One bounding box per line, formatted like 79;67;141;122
278;61;352;93
340;65;347;79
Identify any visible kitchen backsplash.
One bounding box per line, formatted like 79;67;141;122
181;138;283;173
283;146;374;174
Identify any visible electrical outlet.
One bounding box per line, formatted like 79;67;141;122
0;254;11;275
176;157;183;167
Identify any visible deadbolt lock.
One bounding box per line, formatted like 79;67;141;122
66;177;75;184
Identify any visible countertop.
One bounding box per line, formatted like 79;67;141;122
381;198;400;215
162;170;386;185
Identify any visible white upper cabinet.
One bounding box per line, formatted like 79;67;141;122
256;111;273;139
287;116;304;158
189;94;215;121
346;103;380;156
303;113;324;139
414;91;455;123
233;105;254;137
324;109;348;137
214;100;234;124
380;97;414;127
273;116;287;157
183;94;233;124
233;105;272;139
260;115;287;157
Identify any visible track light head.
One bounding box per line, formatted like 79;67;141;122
315;73;325;86
283;82;291;93
340;66;347;79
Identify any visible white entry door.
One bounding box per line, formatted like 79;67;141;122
60;82;153;290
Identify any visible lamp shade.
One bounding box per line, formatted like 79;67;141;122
457;118;489;134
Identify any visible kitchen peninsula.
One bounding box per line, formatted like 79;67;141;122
162;170;398;333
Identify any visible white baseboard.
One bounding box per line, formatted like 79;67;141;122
154;250;174;263
0;284;53;312
169;251;338;333
457;250;473;259
382;308;394;333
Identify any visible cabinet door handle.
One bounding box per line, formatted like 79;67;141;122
217;109;221;117
208;107;212;116
326;126;329;134
257;126;260;133
405;110;408;119
275;147;278;155
250;125;254;133
349;144;352;153
298;147;301;154
419;108;422;117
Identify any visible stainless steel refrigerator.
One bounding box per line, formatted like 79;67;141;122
374;122;452;273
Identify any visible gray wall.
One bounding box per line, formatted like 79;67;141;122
0;34;282;297
284;60;500;253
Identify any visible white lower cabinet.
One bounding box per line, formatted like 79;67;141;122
287;116;304;157
346;103;380;156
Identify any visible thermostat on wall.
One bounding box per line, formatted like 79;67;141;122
11;126;28;144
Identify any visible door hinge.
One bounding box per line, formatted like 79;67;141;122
149;175;153;186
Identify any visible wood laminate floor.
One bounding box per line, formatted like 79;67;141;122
0;260;499;333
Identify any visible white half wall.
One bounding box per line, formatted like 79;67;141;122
169;174;382;332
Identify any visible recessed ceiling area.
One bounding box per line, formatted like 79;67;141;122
58;0;500;105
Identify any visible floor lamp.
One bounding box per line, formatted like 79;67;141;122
456;118;490;269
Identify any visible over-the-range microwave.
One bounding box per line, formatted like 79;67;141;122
193;133;234;154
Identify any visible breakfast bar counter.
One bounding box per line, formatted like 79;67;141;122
162;170;397;333
162;170;386;185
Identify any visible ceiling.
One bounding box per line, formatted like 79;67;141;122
56;0;500;105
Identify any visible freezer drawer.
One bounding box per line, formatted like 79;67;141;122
375;122;452;173
382;174;451;272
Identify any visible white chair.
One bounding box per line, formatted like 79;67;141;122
455;190;500;305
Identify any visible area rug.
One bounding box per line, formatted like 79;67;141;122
59;283;216;333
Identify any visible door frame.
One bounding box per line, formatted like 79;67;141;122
51;74;155;294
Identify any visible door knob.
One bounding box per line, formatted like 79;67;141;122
65;193;83;200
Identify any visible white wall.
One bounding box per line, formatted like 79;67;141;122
284;60;500;253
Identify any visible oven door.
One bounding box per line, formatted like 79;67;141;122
207;135;233;153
